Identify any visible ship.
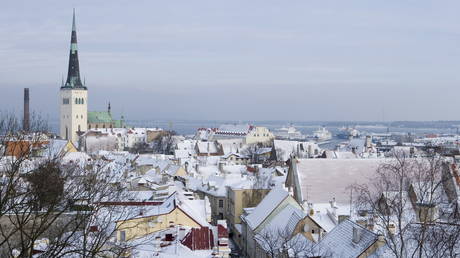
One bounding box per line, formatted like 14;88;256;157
274;125;306;140
313;126;332;142
337;126;360;139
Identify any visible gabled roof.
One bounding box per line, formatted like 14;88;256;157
41;139;76;159
216;124;251;135
314;219;379;257
244;187;289;230
291;159;385;204
256;204;306;252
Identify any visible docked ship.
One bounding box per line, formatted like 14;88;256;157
274;125;306;140
313;126;332;142
337;126;360;139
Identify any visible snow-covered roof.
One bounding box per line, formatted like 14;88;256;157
188;173;253;197
256;203;306;252
62;152;91;166
313;219;379;257
322;150;358;159
309;202;350;232
245;187;289;230
178;197;210;227
222;152;249;159
295;159;386;204
41;139;69;159
165;165;182;176
127;190;154;201
196;141;220;154
217;124;251;135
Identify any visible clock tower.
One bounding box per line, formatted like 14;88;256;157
60;9;87;144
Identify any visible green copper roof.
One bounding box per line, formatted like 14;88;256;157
88;111;113;123
113;119;125;128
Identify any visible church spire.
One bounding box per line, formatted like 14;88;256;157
64;9;85;89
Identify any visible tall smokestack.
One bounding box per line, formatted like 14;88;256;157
23;88;30;132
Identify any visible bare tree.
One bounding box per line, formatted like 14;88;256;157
351;151;460;258
152;130;176;155
0;112;149;257
255;226;329;258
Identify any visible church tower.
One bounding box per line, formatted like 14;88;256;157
60;9;87;144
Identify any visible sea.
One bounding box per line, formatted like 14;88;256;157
48;119;460;136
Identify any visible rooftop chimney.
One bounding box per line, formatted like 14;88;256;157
352;226;361;244
23;88;30;132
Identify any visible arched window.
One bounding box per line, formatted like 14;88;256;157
75;98;78;104
82;98;84;104
65;126;69;140
78;125;81;132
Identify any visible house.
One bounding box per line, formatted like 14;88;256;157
5;140;49;158
162;164;187;181
240;187;304;258
222;153;250;165
197;124;275;145
292;201;350;243
80;130;118;152
145;128;164;143
245;126;275;145
312;219;386;258
187;169;257;225
226;187;270;248
195;141;224;156
115;192;210;242
408;181;444;223
35;139;77;159
273;140;321;161
285;158;384;204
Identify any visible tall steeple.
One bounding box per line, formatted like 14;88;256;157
63;9;85;89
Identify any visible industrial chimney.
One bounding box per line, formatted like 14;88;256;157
23;88;30;132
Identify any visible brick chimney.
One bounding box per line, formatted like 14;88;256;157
23;88;30;132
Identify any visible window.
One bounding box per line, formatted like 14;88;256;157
63;98;70;104
78;125;81;131
218;213;224;220
75;98;78;104
219;199;224;208
120;231;126;242
81;98;84;104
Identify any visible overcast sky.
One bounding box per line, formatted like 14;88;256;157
1;1;459;121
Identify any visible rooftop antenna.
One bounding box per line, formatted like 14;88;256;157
349;188;353;217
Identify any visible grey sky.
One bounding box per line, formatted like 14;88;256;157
1;1;459;121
